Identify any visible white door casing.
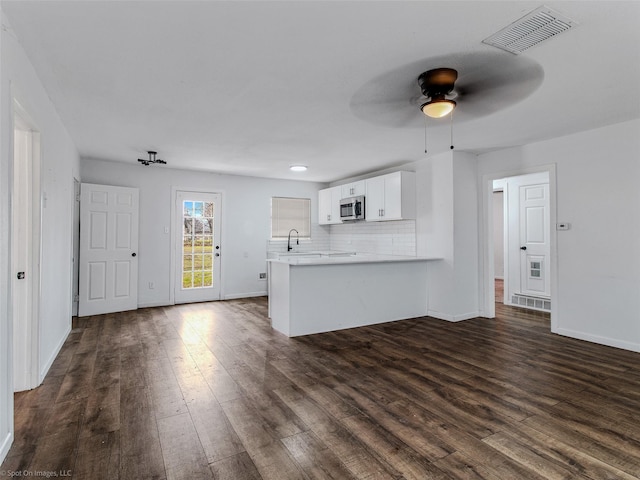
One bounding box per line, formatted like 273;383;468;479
79;183;139;316
174;191;222;304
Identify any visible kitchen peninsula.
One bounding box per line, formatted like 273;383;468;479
268;253;440;337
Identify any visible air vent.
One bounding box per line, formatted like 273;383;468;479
511;294;551;312
483;5;579;55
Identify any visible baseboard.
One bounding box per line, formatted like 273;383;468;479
40;323;72;384
0;431;13;465
554;327;640;353
427;310;480;322
137;301;170;309
224;291;267;300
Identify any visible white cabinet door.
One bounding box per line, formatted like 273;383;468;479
365;176;385;221
79;183;139;316
365;172;415;222
382;172;403;220
341;180;365;198
318;186;342;224
319;188;331;224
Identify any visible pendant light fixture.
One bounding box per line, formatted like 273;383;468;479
137;151;166;166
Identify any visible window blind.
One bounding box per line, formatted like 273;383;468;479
271;197;311;239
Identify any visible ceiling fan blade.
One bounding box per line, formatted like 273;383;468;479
350;59;432;128
453;57;544;119
350;51;543;128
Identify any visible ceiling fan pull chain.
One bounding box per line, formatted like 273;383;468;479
424;116;428;154
450;110;455;150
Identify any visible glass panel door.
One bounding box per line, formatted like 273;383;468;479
175;192;221;303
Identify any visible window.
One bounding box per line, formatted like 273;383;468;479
271;197;311;239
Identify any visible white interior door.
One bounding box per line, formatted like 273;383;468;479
506;172;551;301
175;191;222;304
11;110;41;392
519;182;551;297
79;183;139;316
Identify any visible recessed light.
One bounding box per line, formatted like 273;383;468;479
290;165;308;172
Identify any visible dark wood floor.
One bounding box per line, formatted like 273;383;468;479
2;296;640;479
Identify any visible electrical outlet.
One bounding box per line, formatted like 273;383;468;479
148;281;155;289
259;273;267;280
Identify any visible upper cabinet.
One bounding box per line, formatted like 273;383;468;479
318;186;343;225
341;180;365;198
319;171;415;225
365;171;416;222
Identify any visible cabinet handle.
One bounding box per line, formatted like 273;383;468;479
327;214;331;221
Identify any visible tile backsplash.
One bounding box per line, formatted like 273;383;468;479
266;224;330;253
267;220;416;256
329;220;416;256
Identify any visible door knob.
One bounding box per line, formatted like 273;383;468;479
520;246;527;250
132;252;137;257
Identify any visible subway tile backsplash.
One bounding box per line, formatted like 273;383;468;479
329;220;416;256
266;224;331;253
267;221;416;256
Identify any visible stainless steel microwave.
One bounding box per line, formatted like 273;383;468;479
340;195;365;221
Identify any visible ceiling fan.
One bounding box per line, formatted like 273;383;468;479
350;52;544;129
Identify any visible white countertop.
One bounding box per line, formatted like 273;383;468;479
267;252;441;266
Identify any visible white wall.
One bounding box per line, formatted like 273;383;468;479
1;9;81;462
413;151;479;321
81;158;326;306
478;119;640;352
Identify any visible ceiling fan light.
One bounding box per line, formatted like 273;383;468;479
290;165;308;172
421;99;456;118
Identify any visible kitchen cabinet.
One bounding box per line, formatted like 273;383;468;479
341;180;365;198
365;171;416;222
318;186;342;225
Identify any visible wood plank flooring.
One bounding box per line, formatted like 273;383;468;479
2;296;640;479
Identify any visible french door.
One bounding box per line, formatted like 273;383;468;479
174;191;222;304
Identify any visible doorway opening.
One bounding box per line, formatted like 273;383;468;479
482;166;557;331
11;100;42;392
492;188;505;305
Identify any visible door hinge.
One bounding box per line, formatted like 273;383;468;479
74;295;79;302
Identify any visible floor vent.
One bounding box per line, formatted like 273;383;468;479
511;294;551;312
482;5;579;55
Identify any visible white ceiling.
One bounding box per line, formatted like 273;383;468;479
3;1;639;182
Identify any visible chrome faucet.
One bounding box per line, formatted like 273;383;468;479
287;229;299;252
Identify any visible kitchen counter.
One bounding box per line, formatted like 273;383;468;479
267;253;441;337
269;252;438;266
